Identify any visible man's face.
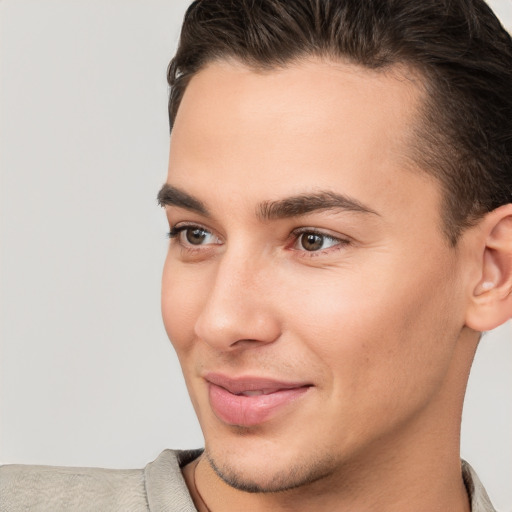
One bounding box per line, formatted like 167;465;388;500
161;59;469;491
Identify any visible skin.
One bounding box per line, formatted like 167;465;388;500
160;58;510;511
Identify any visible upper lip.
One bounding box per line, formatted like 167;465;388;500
205;373;312;394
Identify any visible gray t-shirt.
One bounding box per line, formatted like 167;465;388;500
0;450;496;511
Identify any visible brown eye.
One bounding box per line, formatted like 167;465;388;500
185;228;208;245
300;233;325;251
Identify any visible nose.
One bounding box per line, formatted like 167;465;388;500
194;249;281;351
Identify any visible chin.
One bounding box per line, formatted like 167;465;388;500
203;440;338;494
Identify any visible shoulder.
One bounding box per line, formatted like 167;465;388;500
0;449;202;512
0;462;147;511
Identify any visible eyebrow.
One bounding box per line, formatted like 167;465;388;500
258;191;379;220
157;184;209;216
157;184;379;220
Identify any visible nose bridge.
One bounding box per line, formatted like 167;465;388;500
217;246;255;293
194;243;280;350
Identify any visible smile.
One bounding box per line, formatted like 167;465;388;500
234;389;278;396
205;374;312;427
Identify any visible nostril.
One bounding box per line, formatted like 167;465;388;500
229;338;268;349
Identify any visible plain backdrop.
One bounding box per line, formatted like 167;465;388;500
1;0;511;510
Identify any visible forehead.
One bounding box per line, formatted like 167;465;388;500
168;58;440;232
172;57;424;158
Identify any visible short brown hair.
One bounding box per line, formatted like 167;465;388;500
167;0;512;244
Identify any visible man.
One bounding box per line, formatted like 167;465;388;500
1;0;511;511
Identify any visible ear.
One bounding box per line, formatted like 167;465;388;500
465;204;512;331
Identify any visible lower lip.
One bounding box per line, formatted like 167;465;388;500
208;383;310;427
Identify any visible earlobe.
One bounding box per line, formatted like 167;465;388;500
465;205;512;332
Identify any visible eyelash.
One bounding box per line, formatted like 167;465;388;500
167;224;350;257
167;224;221;254
289;227;350;256
168;224;203;239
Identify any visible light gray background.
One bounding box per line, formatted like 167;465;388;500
1;1;511;510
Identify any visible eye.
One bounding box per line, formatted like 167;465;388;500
168;225;222;247
293;229;347;253
184;227;209;245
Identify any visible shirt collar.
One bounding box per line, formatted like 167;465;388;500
462;460;496;512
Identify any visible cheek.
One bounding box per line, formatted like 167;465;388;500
279;254;461;409
161;256;206;355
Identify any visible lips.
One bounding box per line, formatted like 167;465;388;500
205;373;311;427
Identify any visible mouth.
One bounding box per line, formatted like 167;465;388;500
205;373;312;427
233;389;281;396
